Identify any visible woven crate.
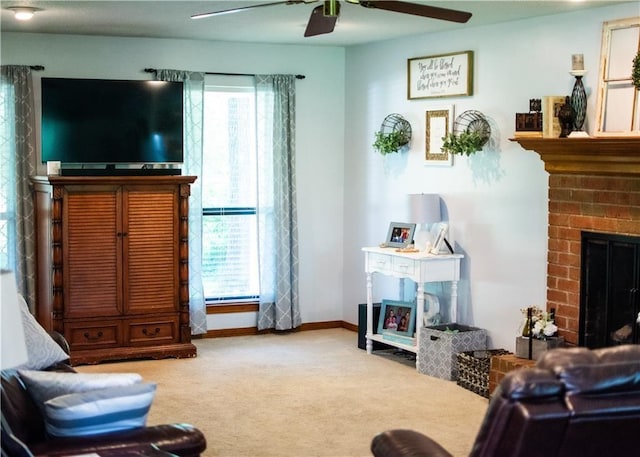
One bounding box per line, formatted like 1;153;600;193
456;349;511;398
418;324;487;380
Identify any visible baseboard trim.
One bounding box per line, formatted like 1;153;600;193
196;320;357;339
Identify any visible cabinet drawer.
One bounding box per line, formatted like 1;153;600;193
125;316;179;346
368;253;392;273
392;257;418;276
65;320;122;351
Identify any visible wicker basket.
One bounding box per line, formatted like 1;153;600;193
456;349;511;398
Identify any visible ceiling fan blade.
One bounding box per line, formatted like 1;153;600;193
304;3;340;37
360;1;471;24
192;1;305;20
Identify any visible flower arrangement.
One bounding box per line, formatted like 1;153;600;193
520;305;558;340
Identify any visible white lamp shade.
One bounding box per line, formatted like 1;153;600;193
1;270;29;369
409;194;441;224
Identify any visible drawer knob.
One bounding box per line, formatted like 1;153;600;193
142;327;161;337
83;331;104;341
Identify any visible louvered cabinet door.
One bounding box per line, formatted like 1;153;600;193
62;185;122;319
35;175;197;365
123;186;179;316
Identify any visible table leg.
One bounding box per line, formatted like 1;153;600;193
415;282;425;369
366;272;373;354
451;280;459;323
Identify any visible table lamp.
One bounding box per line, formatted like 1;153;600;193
409;194;441;252
1;269;29;369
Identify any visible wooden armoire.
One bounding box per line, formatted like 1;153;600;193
31;175;197;364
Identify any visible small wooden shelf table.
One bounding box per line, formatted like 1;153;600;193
362;247;463;368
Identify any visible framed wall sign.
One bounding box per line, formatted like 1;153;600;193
425;106;454;166
407;50;474;99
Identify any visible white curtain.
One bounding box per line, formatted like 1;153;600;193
155;69;207;335
0;65;37;309
255;75;301;331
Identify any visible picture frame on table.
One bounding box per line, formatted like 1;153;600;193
384;222;416;248
429;223;450;254
407;50;474;100
425;106;454;166
377;299;417;341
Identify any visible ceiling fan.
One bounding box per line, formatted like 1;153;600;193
191;0;472;38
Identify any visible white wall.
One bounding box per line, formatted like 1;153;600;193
342;2;639;351
1;33;347;330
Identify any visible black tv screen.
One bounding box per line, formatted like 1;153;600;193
41;78;184;164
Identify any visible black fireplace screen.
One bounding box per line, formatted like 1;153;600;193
580;232;640;349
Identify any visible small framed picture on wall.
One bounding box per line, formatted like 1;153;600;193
425;106;454;166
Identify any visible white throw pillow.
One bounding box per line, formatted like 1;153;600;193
15;295;69;370
43;383;156;437
18;369;143;406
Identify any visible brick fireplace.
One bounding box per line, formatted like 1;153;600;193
514;137;640;346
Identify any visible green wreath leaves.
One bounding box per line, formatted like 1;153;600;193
633;50;640;90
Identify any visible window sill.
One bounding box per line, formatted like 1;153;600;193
206;301;259;314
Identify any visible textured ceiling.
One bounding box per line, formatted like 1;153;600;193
1;1;632;47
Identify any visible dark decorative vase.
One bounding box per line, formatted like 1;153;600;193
571;75;587;131
558;96;574;138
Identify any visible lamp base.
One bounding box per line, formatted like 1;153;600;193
414;228;431;252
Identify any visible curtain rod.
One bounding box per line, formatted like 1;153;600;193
143;68;305;80
30;65;45;71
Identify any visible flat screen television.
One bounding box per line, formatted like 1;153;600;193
41;78;184;166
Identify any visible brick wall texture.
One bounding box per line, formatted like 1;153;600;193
547;174;640;345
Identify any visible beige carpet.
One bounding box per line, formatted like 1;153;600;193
77;328;488;457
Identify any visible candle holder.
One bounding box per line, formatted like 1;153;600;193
569;69;589;137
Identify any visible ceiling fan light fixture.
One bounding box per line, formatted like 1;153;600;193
7;6;40;21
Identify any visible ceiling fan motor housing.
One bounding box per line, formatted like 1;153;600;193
323;0;340;17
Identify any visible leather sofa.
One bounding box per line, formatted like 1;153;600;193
1;333;206;457
371;344;640;457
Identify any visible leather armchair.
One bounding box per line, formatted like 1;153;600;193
1;333;206;457
371;344;640;457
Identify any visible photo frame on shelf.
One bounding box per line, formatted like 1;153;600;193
407;50;474;100
425;106;454;166
384;222;416;248
429;223;449;254
377;299;417;341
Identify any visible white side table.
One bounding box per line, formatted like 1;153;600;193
362;246;463;369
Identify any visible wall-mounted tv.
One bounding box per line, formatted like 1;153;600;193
41;78;184;165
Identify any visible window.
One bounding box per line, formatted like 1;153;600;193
595;17;640;135
201;78;259;303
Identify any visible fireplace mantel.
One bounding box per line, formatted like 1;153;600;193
511;137;640;176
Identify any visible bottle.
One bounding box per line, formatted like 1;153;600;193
521;307;533;337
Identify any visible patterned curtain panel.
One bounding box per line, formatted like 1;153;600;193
0;65;37;309
256;75;301;331
155;69;207;335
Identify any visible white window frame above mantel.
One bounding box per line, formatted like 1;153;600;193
594;16;640;137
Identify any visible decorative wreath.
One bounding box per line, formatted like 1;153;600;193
634;50;640;90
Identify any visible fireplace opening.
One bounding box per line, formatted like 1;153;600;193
580;232;640;349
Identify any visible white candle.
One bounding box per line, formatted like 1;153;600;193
572;54;584;71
